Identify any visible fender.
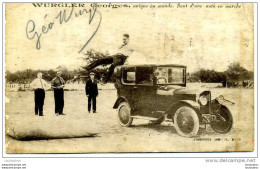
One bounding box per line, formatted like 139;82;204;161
165;100;202;121
113;96;129;109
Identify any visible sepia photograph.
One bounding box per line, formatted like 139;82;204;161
4;2;255;155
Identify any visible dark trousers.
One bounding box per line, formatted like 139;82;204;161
54;89;64;114
34;89;45;115
85;54;127;83
86;57;113;70
88;95;96;112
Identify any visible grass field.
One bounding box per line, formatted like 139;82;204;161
5;87;254;153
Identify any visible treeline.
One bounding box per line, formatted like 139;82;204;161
188;62;254;87
6;69;74;83
5;68;108;84
6;62;253;86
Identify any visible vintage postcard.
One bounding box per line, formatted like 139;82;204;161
4;2;255;153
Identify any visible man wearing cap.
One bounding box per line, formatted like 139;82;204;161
30;72;48;116
85;72;98;113
51;70;66;116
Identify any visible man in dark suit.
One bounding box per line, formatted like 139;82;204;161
85;72;98;113
51;70;66;116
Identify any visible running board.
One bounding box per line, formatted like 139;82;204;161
131;116;158;120
152;111;165;114
131;115;172;122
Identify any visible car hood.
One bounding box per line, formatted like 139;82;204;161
157;85;209;96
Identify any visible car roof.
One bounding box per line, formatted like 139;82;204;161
120;64;186;68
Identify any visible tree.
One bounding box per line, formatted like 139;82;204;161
189;69;226;83
80;49;111;81
82;49;109;66
225;62;252;82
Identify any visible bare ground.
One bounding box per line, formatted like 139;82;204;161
5;87;254;153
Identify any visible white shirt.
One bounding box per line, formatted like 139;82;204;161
31;78;48;90
118;43;134;57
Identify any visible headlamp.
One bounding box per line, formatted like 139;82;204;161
199;95;208;106
217;95;225;104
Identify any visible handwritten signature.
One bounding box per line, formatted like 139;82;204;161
26;4;102;53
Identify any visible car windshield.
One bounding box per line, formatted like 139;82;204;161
156;67;185;84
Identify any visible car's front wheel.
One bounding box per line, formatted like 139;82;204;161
210;106;233;134
174;106;200;137
117;102;133;127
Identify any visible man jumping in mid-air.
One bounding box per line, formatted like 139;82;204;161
85;34;133;83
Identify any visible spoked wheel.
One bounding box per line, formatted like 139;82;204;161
117;102;133;127
211;106;233;134
174;106;200;137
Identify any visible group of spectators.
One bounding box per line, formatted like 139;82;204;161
31;70;99;116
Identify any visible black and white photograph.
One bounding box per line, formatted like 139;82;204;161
2;2;258;167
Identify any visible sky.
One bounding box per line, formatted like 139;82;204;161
5;3;254;73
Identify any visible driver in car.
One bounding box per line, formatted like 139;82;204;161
140;74;154;85
139;70;160;85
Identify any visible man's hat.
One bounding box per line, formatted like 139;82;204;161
90;72;95;75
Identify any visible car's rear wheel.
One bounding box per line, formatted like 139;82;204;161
174;106;200;137
118;102;133;127
211;106;233;134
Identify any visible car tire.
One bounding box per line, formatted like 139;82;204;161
210;106;233;134
174;106;200;137
117;102;133;127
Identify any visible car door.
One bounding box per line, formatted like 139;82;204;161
134;67;157;117
120;67;138;112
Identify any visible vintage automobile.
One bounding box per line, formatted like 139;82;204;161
113;64;233;137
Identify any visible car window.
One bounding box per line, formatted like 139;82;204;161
136;67;154;86
156;67;185;84
126;72;135;82
122;67;136;84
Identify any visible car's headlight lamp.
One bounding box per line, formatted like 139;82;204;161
199;95;208;106
217;95;224;104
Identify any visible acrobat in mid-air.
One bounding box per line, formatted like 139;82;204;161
85;34;133;83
